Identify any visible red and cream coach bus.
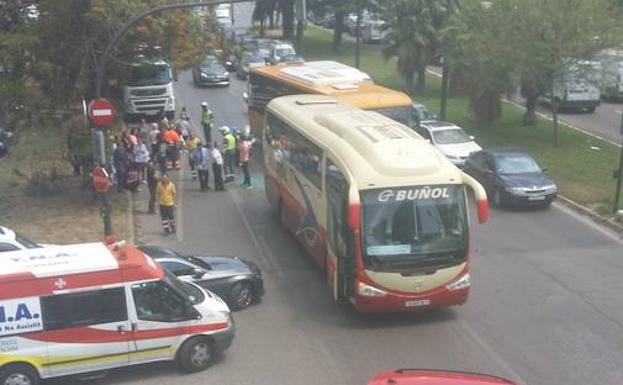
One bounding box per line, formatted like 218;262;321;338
0;242;234;384
263;95;489;312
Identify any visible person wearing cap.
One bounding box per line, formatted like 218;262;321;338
220;126;237;182
211;142;225;191
200;102;214;144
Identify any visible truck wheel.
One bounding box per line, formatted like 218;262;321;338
177;337;214;373
0;364;39;385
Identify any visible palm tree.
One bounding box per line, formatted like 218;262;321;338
382;0;436;92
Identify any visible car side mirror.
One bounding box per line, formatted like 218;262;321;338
192;268;205;279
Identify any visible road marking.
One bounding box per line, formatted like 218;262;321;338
229;187;284;277
457;320;529;385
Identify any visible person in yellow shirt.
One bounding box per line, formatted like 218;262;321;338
156;173;177;235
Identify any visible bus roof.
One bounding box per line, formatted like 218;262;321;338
251;61;412;110
0;243;163;299
267;95;463;188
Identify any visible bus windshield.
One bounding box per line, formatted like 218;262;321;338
127;64;172;86
361;185;468;272
375;106;417;128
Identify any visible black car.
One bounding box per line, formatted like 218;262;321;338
138;245;264;310
192;55;230;86
464;149;557;208
236;51;267;80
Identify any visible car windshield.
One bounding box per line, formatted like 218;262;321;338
495;153;542;174
362;185;468;273
432;128;471;144
375;107;416;128
15;232;40;248
275;47;295;57
127;64;171;86
164;270;204;305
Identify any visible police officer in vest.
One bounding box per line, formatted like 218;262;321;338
220;126;237;182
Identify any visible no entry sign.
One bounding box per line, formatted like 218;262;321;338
88;98;116;127
92;166;109;193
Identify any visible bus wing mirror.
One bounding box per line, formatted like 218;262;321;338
462;172;489;224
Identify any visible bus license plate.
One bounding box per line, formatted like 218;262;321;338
528;195;546;201
405;299;431;307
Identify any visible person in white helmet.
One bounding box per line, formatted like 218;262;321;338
220;126;237;182
200;101;214;143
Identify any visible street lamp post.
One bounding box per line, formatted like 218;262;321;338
613;111;623;215
355;0;362;69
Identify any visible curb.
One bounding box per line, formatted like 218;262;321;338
555;195;623;236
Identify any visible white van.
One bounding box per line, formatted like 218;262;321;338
124;60;176;121
595;49;623;101
542;60;601;113
0;242;234;385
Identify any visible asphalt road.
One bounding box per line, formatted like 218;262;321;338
61;64;623;385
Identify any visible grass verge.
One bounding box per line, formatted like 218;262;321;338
298;25;621;215
0;113;130;244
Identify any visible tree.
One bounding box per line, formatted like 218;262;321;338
382;0;437;92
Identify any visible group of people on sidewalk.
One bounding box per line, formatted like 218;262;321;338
132;101;255;236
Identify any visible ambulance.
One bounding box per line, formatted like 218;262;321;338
0;242;234;385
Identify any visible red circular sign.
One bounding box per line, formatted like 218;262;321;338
88;98;116;127
92;167;109;193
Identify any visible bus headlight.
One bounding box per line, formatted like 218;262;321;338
357;281;387;297
446;273;470;291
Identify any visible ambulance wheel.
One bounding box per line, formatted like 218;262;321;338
0;363;39;385
177;337;214;373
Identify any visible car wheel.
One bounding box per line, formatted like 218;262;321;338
0;364;39;385
229;281;254;310
177;337;214;373
493;188;504;208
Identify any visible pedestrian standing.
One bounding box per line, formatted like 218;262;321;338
163;124;181;169
211;142;225;191
186;132;201;180
239;135;252;189
113;142;127;192
180;106;190;122
133;138;150;182
156;134;168;174
148;123;160;152
156;173;176;235
200;101;214;144
178;119;191;142
193;142;211;192
220;126;237;182
139;118;151;141
146;160;158;214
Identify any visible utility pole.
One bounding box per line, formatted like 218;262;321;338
613;111;623;215
355;0;362;69
440;56;449;120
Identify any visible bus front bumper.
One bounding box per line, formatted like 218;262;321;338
354;281;470;313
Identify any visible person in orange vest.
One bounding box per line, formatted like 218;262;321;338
163;124;181;170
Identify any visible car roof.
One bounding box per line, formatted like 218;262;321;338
420;121;462;131
485;148;529;156
137;245;181;259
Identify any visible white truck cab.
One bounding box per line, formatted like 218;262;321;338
124;60;176;121
0;242;234;384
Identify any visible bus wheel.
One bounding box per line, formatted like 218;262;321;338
177;337;214;373
0;364;39;385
